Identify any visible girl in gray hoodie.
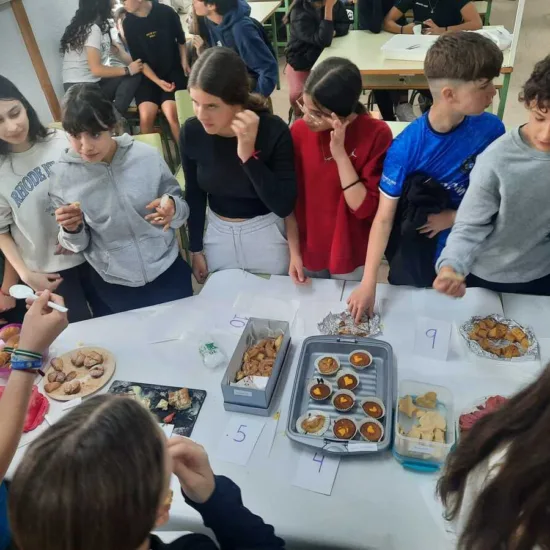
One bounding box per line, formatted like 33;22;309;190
50;84;192;314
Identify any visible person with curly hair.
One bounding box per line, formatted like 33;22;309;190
434;55;550;298
61;0;143;117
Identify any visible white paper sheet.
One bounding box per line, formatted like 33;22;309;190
215;415;266;466
292;450;340;496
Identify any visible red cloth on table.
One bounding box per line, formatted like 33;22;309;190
0;385;49;432
291;115;392;274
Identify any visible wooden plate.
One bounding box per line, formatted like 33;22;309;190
43;347;116;401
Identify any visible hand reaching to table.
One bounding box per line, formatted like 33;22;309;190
191;253;208;285
433;266;466;298
347;282;376;322
168;437;215;504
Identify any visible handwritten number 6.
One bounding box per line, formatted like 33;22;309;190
233;424;247;443
426;328;437;349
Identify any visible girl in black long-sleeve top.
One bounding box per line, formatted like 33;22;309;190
284;0;351;114
180;48;297;283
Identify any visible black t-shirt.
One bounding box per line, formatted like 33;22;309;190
395;0;469;27
123;2;185;79
180;113;297;252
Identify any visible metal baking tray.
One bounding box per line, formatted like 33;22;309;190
286;335;395;455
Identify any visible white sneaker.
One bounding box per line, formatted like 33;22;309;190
395;103;417;122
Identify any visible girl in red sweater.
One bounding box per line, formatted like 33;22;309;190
286;57;392;283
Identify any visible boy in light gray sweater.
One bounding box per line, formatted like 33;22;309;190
434;56;550;298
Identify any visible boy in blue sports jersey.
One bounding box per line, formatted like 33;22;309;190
348;32;505;321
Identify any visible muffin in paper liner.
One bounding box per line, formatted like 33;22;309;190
318;310;382;338
331;416;358;440
336;369;360;391
314;354;341;376
358;417;384;443
332;389;356;412
348;349;373;370
459;314;538;361
296;410;330;437
307;377;333;401
360;396;386;419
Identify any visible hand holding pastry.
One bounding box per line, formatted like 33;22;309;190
168;437;215;504
55;203;83;232
145;195;175;232
433;266;466;298
231;110;260;163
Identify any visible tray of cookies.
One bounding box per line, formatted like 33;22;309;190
393;380;455;472
286;335;394;455
460;315;538;361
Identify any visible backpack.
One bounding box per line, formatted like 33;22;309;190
238;17;278;62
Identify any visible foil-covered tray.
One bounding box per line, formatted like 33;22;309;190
459;315;538;361
318;311;382;338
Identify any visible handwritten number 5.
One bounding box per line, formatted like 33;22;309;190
426;328;437;349
233;424;247;443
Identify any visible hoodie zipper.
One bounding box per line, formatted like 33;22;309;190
107;165;148;285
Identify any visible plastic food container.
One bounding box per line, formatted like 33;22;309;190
286;335;395;456
393;380;455;472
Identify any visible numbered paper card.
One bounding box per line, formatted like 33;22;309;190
414;316;452;361
292;451;341;496
215;415;266;466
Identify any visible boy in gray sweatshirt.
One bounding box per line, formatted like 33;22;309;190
434;56;550;298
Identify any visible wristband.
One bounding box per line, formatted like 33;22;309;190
10;355;43;373
400;25;404;34
190;250;204;257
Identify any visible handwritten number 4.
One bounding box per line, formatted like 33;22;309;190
233;424;247;443
426;328;437;350
313;452;324;473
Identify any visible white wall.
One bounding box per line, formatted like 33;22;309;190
0;0;78;123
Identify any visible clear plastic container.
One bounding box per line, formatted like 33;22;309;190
198;337;227;370
393;380;455;472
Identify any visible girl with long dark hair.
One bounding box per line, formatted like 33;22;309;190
287;57;392;283
51;84;192;314
438;363;550;549
0;75;97;322
61;0;143;116
181;47;296;283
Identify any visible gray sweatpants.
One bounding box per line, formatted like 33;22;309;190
204;210;290;275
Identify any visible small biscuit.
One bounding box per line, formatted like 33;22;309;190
520;337;530;350
511;327;526;342
44;381;61;393
434;428;445;443
63;380;81;395
65;371;77;382
399;395;417;418
484;318;497;329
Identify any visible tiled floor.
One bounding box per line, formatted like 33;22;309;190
269;0;550;127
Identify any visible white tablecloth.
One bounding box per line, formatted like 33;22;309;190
6;271;546;549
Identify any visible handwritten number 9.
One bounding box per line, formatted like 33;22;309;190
426;328;437;349
233;424;247;443
313;452;324;473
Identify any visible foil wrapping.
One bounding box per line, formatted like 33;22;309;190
318;311;382;338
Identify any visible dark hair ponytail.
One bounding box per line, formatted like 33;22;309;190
304;57;365;117
0;75;50;160
62;83;119;136
188;47;269;112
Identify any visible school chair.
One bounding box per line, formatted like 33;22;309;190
175;90;194;127
125;106;177;173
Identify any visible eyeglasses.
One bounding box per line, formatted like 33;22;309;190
295;98;327;126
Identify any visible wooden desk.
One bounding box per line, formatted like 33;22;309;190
315;28;513;119
247;0;282;24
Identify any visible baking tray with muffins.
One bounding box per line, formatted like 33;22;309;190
286;336;395;455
